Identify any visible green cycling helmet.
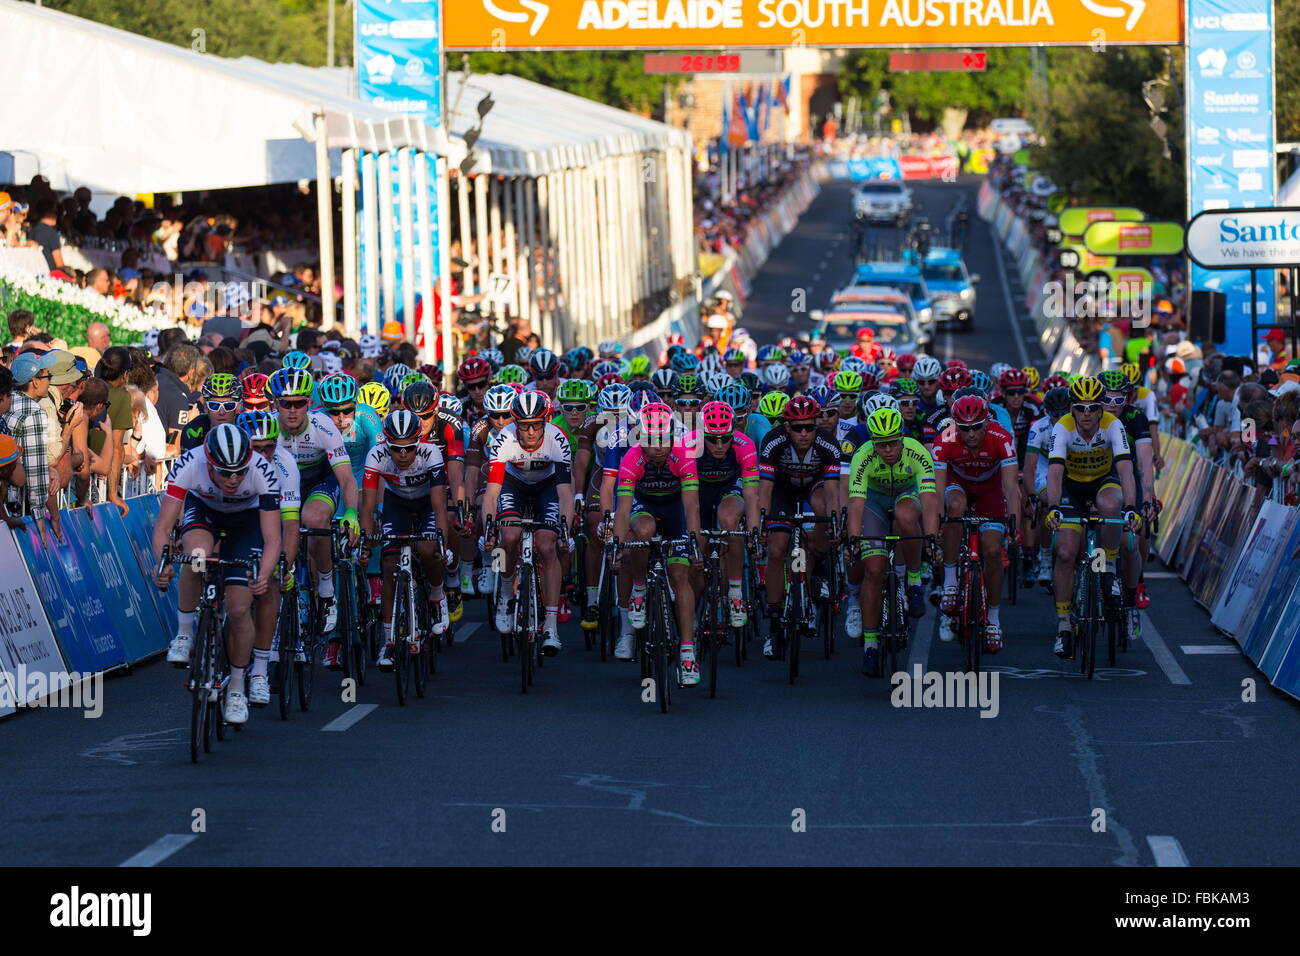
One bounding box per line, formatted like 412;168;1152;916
282;350;312;370
1098;369;1130;393
556;378;594;404
759;390;790;422
832;369;863;394
266;367;314;398
866;407;903;441
675;373;702;396
201;373;242;401
496;364;526;385
237;409;280;442
891;376;920;397
624;354;652;378
318;373;359;407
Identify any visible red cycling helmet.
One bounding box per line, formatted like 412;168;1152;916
998;367;1030;390
420;363;444;388
596;372;623;390
945;358;967;369
860;371;879;392
939;367;972;393
896;353;917;373
458;356;491;383
783;395;821;423
240;372;270;410
950;394;989;426
1042;374;1069;391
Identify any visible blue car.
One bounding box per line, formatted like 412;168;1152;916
919;247;980;330
853;262;934;332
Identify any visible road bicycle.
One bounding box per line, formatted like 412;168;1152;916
941;514;1010;675
489;516;563;694
763;507;838;686
616;534;691;714
849;531;932;680
1068;514;1133;679
695;528;750;699
316;521;367;688
370;530;443;705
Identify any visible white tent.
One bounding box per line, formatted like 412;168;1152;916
0;0;458;196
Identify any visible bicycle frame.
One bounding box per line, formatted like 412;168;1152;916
764;508;838;686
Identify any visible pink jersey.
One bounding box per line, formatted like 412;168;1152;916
615;443;699;499
683;430;760;487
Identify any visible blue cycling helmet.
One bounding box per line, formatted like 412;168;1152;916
384;363;413;392
806;384;836;408
630;388;661;413
281;350;311;370
670;351;700;373
317;373;358;407
715;382;751;413
969;369;993;395
598;382;633;412
786;349;810;367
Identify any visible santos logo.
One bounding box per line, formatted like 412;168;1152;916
1204;90;1260;108
1218;217;1300;243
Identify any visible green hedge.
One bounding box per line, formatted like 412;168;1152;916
0;279;141;347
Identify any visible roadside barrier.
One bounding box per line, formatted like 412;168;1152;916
1155;436;1300;701
1;493;177;716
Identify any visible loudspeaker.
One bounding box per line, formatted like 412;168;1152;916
1188;289;1226;343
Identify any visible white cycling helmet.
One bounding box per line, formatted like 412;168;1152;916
359;333;382;359
761;363;791;389
317;352;343;376
913;355;943;380
439;393;464;417
598;339;622;359
839;356;868;376
483;384;516;414
989;362;1013;383
860;392;900;417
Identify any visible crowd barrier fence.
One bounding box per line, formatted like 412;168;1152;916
1155;436;1300;702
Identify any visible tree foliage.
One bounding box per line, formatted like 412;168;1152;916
1278;0;1300;141
838;49;1032;126
464;52;679;114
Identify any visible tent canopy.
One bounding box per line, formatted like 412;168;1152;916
0;0;456;196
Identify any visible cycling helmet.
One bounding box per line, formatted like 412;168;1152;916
759;390;790;422
892;377;920;397
699;354;723;377
861;392;900;416
938;366;972;394
699;401;735;436
383;410;421;442
816;350;839;373
756;345;784;364
358;381;391;417
866;407;903;441
479;348;505;371
1022;367;1041;389
384;363;413;391
738;370;761;394
205;423;253;472
896;354;918;373
266;367;314;399
761;364;791;389
496;364;526;385
318;352;343;377
483;383;517;414
950;395;989;426
665;345;687;367
201;373;243;401
514;346;534;365
458;356;492;383
358;334;382;359
832;369;863;395
241;372;270;409
1098;369;1131;393
946;358;968;369
511;391;551;423
806;385;836;409
998;368;1030;391
670;351;700;374
597;339;622;359
631;388;661;414
1043;387;1072;418
598;382;633;413
401;381;438;416
237;410;280;442
716;382;751;413
282;350;311;370
704;370;732;394
564;347;590;372
783;395;820;423
786;349;810;368
913;355;943;380
638;401;674;437
840;355;868;376
557;378;594;404
724;348;746;365
439;393;465;417
625;355;652;379
967;370;992;395
591;361;622;381
860;371;880;392
990;362;1013;382
651;368;679;393
1043;374;1070;391
318;373;358;407
1119;363;1143;387
528;349;558;377
1069;376;1105;404
676;373;703;396
596;372;624;391
398;373;428;394
878;348;897;366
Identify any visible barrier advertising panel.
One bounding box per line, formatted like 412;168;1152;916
0;529;68;714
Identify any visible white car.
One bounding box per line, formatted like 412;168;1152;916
853;181;913;225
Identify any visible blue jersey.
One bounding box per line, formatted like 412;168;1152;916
988;402;1013;433
744;413;771;447
341;412;382;492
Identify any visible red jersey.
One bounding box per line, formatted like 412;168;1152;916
931;422;1017;484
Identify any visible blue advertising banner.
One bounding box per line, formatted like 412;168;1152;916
118;494;179;636
14;518;127;675
1186;0;1276;356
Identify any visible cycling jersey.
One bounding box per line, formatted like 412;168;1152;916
932;423;1018;484
684;430;759;487
363;440;448;500
758;426;841;490
616;444;700;499
279;411;350;488
835;416;859;444
551;412;577;458
1134;386;1157;422
422;409;467;464
743;413;771;448
269;446;301;519
179;414;213;453
340;412;383;491
486;423;572;485
838;420;922;477
991;397;1043;466
165;447;281;513
1047;412;1132;483
847;437;936;497
1025;416;1055;494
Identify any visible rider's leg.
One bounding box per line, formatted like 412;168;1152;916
718;495;744;596
942;486;967;593
980;525;1004;628
302;497;335;599
225;583;255;698
669;561;695;649
1053;527;1081;629
176;527;213;644
765;530;790;609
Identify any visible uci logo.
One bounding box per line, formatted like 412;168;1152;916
1193;15;1220;28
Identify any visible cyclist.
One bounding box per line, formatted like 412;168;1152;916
553;377;594;622
1099;369;1155;627
757;395;842;659
358;381;391;419
1022;386;1071;586
269;367;360;633
240;372;270;413
465;383;519;595
689;400;760;627
155;424;283;724
1121;362;1163;469
912;355;945;421
482;391;574;654
891;378;929;443
613;402;703;682
361;409;453;669
237;410;301;707
180;373;244;452
1044;376;1140;659
455;356;493;422
723;348;749;378
529;349;562;398
931;394;1021;652
992;367;1043;587
846;407;939;675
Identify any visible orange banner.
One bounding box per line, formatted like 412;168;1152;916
446;0;1183;50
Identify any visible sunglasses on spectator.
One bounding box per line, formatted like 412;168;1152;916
1003;388;1027;396
788;423;816;433
325;404;356;417
957;422;986;432
206;399;240;413
1073;403;1103;414
560;403;587;414
278;398;309;410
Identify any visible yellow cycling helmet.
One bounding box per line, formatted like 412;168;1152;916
1069;376;1106;404
358;381;392;417
1119;362;1142;387
1022;366;1041;390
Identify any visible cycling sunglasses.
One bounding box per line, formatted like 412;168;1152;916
533;370;558;380
1003;388;1028;397
560;403;588;414
915;378;939;386
325;405;356;417
838;392;860;402
389;442;419;454
488;412;513;422
465;380;489;390
676;397;703;408
1101;394;1126;406
788;423;817;433
206;399;240;413
818;409;838;418
704;433;733;444
956;421;986;432
277;398;309;410
1072;403;1103;414
898;398;920;407
213;464;249;479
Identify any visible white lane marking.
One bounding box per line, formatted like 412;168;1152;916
1142;571;1179;579
321;703;378;732
454;622;480;644
1147;835;1189;867
1180;645;1239;655
120;833;197;868
992;241;1032;368
1139;612;1191;685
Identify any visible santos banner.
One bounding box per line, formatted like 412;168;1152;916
445;0;1183;49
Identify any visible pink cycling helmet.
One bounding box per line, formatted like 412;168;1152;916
699;400;734;436
638;401;675;438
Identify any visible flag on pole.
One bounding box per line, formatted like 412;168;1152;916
728;89;748;148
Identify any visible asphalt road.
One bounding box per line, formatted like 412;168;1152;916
4;177;1298;867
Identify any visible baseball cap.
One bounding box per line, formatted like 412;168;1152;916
120;267;141;281
46;350;84;386
380;320;405;343
1265;328;1286;342
71;346;103;368
11;350;58;385
0;435;19;468
0;192;11;213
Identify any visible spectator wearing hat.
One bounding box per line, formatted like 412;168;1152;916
704;292;735;351
0;432;25;530
1257;328;1293;372
3;350;59;522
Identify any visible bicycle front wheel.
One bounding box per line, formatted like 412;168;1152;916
276;591;296;721
189;608;214;763
394;572;411;706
